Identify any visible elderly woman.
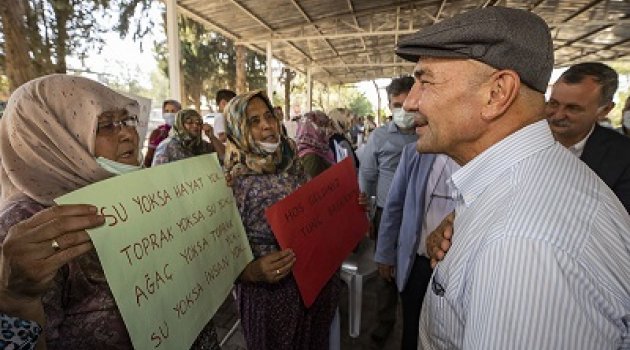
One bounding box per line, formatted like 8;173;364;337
152;108;225;166
295;110;336;178
0;75;220;349
224;91;341;349
144;99;181;167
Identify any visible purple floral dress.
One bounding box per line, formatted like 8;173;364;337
0;199;220;350
233;173;341;350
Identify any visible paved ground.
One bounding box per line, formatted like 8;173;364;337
214;274;403;350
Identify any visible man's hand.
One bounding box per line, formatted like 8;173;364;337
377;263;395;282
426;211;454;268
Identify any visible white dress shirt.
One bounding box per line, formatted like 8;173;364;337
419;120;630;350
417;155;459;256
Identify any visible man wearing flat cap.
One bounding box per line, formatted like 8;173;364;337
395;6;630;350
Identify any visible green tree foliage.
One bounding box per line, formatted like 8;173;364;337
348;91;374;116
0;0;154;91
154;16;266;110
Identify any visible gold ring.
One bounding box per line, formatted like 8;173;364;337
51;239;61;252
275;269;281;275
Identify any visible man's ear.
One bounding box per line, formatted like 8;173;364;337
480;70;520;121
596;102;615;120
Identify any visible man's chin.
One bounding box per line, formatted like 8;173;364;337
415;140;436;154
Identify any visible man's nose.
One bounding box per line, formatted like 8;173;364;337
403;82;421;112
546;105;563;119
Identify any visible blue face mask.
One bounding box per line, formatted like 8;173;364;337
163;112;176;126
96;157;142;175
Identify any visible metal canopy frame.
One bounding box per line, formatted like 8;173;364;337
166;0;630;99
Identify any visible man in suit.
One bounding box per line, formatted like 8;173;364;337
374;144;458;350
546;62;630;212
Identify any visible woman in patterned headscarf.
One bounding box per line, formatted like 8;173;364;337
0;75;220;350
295;110;336;178
152;108;224;166
224;90;341;349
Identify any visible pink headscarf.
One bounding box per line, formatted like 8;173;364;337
0;74;139;206
295;111;335;165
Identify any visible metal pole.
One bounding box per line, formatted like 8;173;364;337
267;41;273;99
306;65;312;112
166;0;181;101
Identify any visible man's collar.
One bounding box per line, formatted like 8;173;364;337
387;121;398;133
451;120;555;207
567;125;595;158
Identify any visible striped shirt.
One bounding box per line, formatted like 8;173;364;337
419;120;630;350
359;121;417;208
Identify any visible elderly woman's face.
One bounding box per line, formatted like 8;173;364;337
94;109;140;165
247;97;279;143
183;116;203;136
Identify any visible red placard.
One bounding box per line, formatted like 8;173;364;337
265;157;369;307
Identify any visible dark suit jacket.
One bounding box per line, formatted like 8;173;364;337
581;125;630;213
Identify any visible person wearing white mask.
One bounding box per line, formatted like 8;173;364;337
223;90;341;349
152;109;225;166
358;76;417;347
0;75;221;349
143;99;181;167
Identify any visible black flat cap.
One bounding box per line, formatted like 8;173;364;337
396;7;553;93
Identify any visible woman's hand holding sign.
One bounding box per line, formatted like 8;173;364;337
240;249;296;283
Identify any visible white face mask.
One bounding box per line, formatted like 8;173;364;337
96;157;142;175
623;111;630;129
392;108;415;128
163;112;176;126
258;141;281;153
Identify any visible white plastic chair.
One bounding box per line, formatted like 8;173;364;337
340;238;378;338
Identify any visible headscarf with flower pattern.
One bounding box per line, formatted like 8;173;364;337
171;108;207;155
223;90;302;177
295;111;335;165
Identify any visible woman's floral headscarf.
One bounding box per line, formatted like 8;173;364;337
295;111;335;165
223;90;302;177
172;109;206;155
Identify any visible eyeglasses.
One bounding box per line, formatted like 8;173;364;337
97;115;139;135
184;120;203;126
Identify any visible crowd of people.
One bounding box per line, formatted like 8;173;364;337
1;5;629;350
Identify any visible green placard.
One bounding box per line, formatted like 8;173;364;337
56;154;252;350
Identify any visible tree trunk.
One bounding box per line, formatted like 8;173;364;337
235;45;246;94
373;80;381;126
51;0;70;73
0;0;38;91
283;68;294;120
